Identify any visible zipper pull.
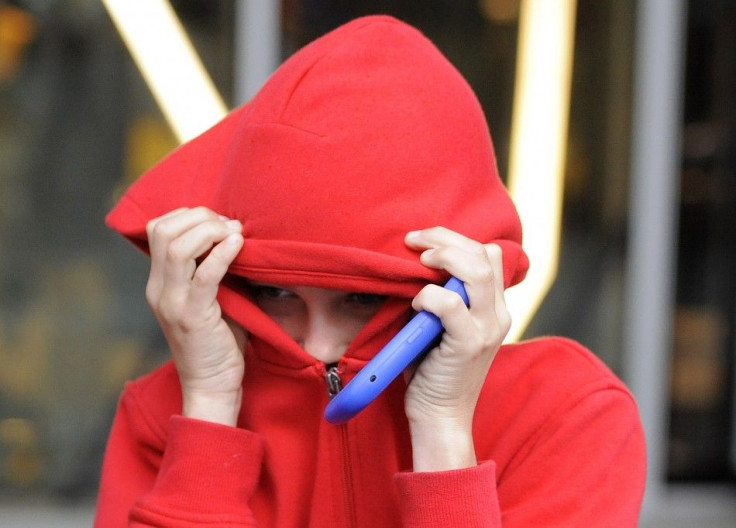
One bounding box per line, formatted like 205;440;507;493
325;364;342;398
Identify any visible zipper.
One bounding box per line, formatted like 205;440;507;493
322;363;357;526
338;422;358;527
325;363;342;398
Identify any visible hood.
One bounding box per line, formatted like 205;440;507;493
106;15;528;368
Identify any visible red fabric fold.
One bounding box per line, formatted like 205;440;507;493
106;16;528;312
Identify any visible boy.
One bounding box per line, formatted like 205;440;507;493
95;15;645;527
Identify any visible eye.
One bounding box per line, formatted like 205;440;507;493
345;293;387;307
247;284;296;301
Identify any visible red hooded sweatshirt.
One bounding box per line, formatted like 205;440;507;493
95;15;646;527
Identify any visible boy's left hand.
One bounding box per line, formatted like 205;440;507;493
403;227;510;471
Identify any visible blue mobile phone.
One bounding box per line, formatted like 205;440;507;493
324;277;469;424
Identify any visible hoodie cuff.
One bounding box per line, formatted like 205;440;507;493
133;416;264;524
394;460;501;527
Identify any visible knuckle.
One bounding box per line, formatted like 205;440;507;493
192;266;216;288
177;313;200;333
412;285;432;310
485;243;503;262
469;264;495;286
498;308;512;334
151;220;173;240
145;219;158;238
156;300;180;324
165;239;188;262
479;332;500;352
442;291;466;312
192;205;213;217
467;333;485;354
471;243;488;261
481;315;511;348
478;309;511;343
144;282;158;306
158;299;202;331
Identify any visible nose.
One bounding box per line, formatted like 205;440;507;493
300;312;351;364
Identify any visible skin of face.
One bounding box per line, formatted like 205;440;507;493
244;282;387;364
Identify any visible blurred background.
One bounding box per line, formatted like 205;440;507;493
0;0;734;526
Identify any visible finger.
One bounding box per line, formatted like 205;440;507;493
485;243;512;334
417;242;498;318
189;233;244;310
411;284;477;354
405;226;480;253
147;208;224;287
425;243;510;339
147;207;229;248
165;218;242;268
484;243;506;298
146;207;189;307
145;207;189;237
146;208;191;299
406;227;497;309
414;280;509;365
148;209;239;312
161;219;242;302
406;228;507;316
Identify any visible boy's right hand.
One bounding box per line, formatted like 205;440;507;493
145;207;246;427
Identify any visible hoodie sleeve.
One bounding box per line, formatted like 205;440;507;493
94;389;265;527
394;461;501;527
393;384;645;527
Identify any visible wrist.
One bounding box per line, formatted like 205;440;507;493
409;417;476;472
182;388;242;427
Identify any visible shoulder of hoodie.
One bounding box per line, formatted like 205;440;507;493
492;336;631;394
476;336;640;440
116;361;182;451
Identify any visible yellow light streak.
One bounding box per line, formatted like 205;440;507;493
505;0;577;341
101;0;227;143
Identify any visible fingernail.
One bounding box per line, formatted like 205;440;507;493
225;219;242;230
406;230;421;240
